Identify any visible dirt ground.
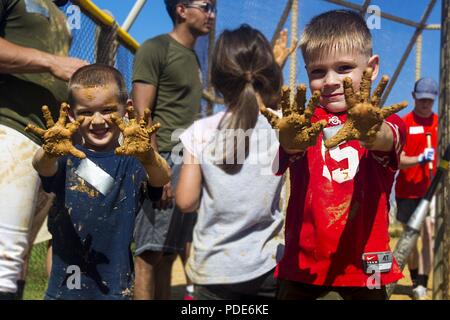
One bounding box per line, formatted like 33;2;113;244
171;257;188;300
388;239;432;300
169;224;438;300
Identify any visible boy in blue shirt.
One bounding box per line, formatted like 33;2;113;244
26;64;170;299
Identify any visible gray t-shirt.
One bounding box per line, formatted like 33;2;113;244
180;111;284;285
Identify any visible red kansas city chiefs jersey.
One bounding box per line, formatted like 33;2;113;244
275;107;405;287
395;112;438;199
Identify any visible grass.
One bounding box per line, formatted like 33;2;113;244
23;242;48;300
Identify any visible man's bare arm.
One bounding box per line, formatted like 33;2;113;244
398;149;435;169
399;151;420;169
0;37;87;81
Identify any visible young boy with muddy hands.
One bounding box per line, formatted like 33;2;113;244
260;10;408;300
25;64;170;300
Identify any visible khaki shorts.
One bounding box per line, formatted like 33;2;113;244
0;125;52;293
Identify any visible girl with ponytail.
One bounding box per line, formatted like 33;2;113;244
175;24;290;299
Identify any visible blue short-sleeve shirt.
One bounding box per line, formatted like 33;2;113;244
41;145;161;300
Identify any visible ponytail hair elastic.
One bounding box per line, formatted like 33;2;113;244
243;71;254;83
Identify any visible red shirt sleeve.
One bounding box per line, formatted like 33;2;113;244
370;114;406;171
274;146;305;176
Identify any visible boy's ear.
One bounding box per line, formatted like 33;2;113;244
367;55;380;80
126;99;133;108
125;99;133;117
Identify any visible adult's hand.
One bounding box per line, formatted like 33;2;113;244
0;37;88;78
154;182;174;210
48;55;88;81
273;29;298;69
418;147;435;164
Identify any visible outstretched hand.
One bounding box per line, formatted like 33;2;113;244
324;68;408;149
111;106;160;162
259;85;327;152
273;29;298;68
25;103;85;159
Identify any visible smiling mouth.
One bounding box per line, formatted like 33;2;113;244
90;128;110;137
322;93;343;98
322;93;345;103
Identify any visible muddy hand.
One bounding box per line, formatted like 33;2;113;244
25;103;85;158
273;29;298;68
111;106;160;161
259;85;327;151
324;68;407;149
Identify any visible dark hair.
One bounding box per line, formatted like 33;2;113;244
68;64;128;107
165;0;190;24
52;0;69;7
211;24;282;172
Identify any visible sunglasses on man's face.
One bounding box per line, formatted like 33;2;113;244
184;2;216;15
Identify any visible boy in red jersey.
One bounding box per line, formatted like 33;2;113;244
260;10;408;299
395;77;438;300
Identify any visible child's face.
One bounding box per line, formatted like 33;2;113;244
70;84;125;152
306;51;379;113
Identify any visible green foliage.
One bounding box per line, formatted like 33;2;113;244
23;242;48;300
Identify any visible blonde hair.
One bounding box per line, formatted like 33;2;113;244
300;10;372;64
